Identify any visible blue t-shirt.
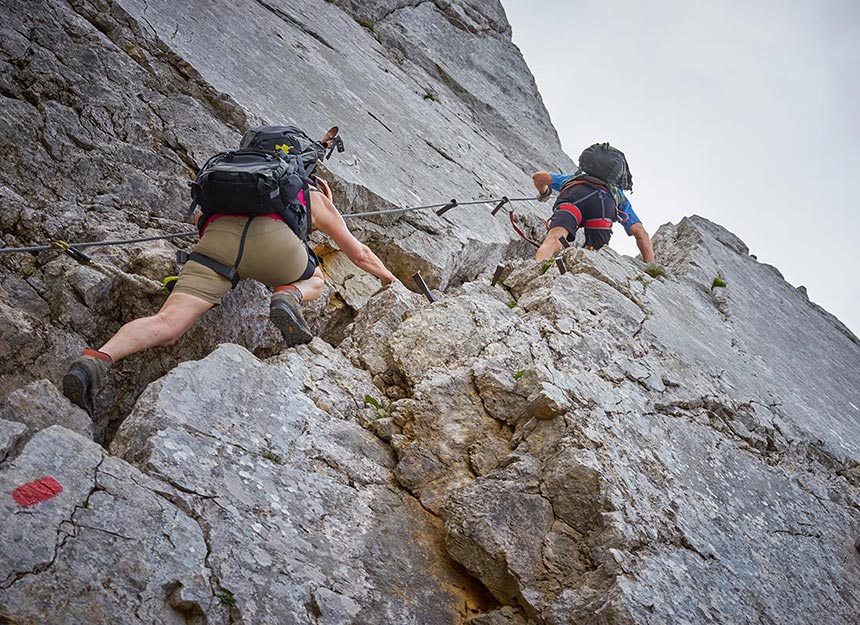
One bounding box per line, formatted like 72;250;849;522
550;173;640;235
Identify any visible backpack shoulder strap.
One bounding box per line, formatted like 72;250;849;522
560;177;611;195
304;181;313;240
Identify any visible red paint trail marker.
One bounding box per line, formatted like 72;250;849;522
12;476;63;506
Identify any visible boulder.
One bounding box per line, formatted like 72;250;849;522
0;379;93;441
0;426;216;624
107;343;491;624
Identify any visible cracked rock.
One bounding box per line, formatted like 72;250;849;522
110;343;490;624
0;426;214;624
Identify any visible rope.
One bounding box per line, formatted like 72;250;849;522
0;231;194;297
342;202;450;219
342;196;538;219
0;231;197;254
85;259;166;296
508;211;542;248
0;196;542;254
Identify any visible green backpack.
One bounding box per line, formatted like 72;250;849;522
578;143;633;191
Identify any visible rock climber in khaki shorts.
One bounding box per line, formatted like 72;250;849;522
62;155;396;416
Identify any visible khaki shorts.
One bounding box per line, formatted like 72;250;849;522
172;216;312;305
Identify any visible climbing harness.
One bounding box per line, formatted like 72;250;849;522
188;216;256;289
559;176;631;224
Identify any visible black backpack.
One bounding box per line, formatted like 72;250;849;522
188;148;312;243
578;143;633;191
186;124;343;242
239;125;331;178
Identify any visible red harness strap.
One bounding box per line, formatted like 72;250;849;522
557;202;582;225
507;179;620;249
200;212;282;236
584;218;613;229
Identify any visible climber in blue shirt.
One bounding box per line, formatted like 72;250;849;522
532;167;655;263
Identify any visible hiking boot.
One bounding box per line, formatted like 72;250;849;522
270;288;313;347
62;352;111;416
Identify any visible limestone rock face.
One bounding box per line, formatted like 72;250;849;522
2;0;860;624
337;218;860;624
0;426;217;624
0;419;27;464
0;0;567;430
0;0;272;431
106;342;489;625
2;217;860;623
114;0;569;289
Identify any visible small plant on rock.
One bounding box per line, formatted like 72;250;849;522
364;395;392;420
216;591;236;606
712;277;727;289
364;394;381;409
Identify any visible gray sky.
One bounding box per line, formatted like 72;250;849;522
502;0;860;335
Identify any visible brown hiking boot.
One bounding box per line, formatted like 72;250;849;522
270;288;313;347
62;352;111;416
